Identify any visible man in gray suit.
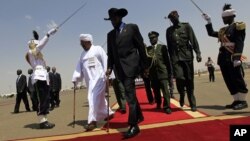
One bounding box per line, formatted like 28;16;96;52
105;8;149;138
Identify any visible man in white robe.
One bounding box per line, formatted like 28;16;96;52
72;34;114;131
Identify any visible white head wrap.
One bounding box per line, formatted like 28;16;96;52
80;34;93;44
222;9;236;17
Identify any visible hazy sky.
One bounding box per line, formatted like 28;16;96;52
1;0;250;94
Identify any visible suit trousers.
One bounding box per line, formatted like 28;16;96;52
14;92;30;112
120;76;143;126
28;91;38;111
34;80;50;115
53;90;61;106
112;78;126;110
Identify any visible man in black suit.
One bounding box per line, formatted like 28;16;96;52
105;8;149;138
51;67;62;107
14;69;31;113
46;66;55;111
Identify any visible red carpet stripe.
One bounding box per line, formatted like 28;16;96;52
59;116;250;141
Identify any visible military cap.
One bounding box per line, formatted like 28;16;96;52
148;31;159;38
168;10;179;19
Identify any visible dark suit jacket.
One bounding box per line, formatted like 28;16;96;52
27;75;35;93
52;72;62;91
48;72;53;90
16;74;27;93
107;23;147;78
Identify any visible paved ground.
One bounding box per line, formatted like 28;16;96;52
0;69;249;141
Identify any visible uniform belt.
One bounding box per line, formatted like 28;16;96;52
221;42;235;54
35;65;45;70
221;42;235;47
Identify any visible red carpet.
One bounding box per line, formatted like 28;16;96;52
59;116;250;141
104;88;195;128
50;87;250;141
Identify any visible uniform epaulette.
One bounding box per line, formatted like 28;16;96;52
235;22;246;30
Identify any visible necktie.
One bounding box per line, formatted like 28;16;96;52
16;76;20;83
116;28;120;37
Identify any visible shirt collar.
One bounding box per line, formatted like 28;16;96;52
119;22;126;31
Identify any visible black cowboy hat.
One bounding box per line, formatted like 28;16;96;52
104;8;128;20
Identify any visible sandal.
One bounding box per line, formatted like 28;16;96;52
84;121;97;131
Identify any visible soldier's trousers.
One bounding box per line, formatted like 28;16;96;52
34;80;50;115
151;79;171;109
219;62;248;95
143;77;154;103
173;61;196;107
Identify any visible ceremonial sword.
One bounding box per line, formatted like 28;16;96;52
58;1;87;28
189;0;205;14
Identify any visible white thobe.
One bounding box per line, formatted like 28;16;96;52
72;45;114;123
27;36;49;85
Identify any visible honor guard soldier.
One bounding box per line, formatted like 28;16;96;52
146;31;173;114
166;10;202;112
25;28;57;129
203;4;248;110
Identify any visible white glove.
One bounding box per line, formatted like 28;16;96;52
47;28;57;36
233;60;241;67
202;13;211;24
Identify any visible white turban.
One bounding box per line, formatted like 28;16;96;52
222;9;236;17
80;34;93;44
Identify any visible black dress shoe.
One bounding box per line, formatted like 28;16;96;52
233;101;248;110
13;111;19;114
149;101;155;105
225;101;240;109
39;121;55;129
120;109;126;114
138;116;144;124
50;106;55;111
156;105;161;110
179;100;184;107
123;125;140;139
165;108;172;114
191;106;197;112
